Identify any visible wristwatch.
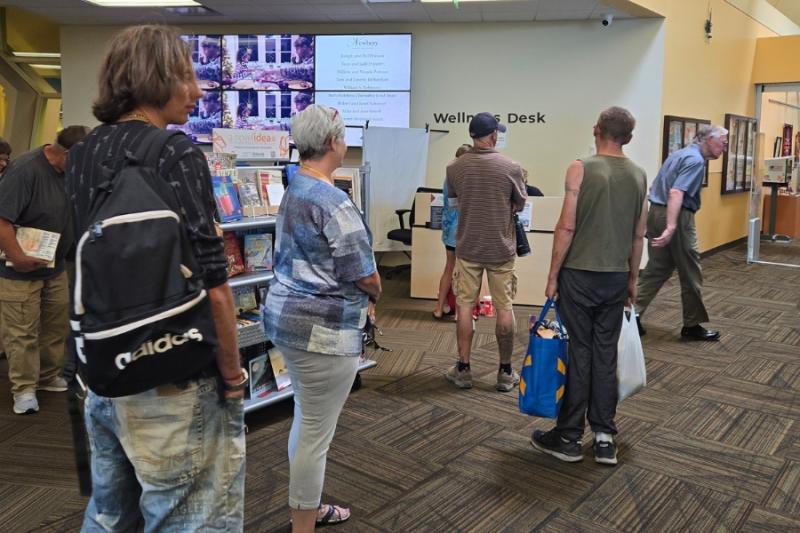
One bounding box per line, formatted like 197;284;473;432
222;368;249;392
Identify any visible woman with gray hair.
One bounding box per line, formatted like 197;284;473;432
263;104;381;532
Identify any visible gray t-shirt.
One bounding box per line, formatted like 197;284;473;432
0;146;72;280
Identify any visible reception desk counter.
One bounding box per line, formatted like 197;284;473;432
762;192;800;238
409;193;562;307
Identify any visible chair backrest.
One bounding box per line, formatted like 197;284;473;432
411;186;443;227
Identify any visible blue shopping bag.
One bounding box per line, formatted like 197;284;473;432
518;298;569;418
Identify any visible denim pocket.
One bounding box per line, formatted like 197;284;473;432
115;384;204;484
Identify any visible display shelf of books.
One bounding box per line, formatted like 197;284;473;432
209;153;376;415
244;358;377;414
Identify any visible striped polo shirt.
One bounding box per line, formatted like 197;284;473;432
445;147;527;263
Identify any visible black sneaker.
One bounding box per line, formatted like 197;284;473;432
530;429;583;462
593;439;618;466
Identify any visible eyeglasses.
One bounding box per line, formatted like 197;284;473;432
330;108;340;122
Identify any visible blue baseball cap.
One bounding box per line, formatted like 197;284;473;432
469;112;506;138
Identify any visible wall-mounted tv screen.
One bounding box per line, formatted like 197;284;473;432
182;34;222;90
314;34;411;91
175;33;411;148
167;89;221;143
222;90;313;131
223;34;314;90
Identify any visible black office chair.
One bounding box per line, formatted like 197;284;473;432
384;187;442;279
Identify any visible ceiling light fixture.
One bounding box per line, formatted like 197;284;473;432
420;0;521;3
82;0;201;7
30;64;62;70
12;51;61;58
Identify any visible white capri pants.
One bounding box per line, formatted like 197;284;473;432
278;345;359;510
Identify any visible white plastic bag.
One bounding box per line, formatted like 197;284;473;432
617;306;646;401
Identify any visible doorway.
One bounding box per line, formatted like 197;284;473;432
749;83;800;268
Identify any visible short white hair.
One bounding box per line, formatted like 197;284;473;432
696;124;728;143
291;104;346;160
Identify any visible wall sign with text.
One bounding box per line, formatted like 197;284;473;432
431;112;547;126
212;128;291;160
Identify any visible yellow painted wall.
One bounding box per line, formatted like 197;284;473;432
5;6;60;53
631;0;782;251
0;85;5;135
34;97;61;146
753;35;800;83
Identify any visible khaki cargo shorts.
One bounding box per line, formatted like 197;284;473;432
453;257;517;311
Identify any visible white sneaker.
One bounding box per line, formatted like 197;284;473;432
38;377;68;392
13;392;39;415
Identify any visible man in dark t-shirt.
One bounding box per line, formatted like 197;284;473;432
0;126;89;415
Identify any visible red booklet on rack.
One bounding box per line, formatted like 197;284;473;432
223;232;245;277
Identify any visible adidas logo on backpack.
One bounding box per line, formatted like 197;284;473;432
115;328;204;370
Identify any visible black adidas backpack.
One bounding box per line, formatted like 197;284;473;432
71;129;218;397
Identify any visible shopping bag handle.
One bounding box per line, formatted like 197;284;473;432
534;298;566;336
622;305;637;323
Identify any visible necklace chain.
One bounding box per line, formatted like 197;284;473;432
121;111;152;124
300;165;331;182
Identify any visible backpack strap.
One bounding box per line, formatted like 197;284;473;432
134;128;184;170
88;129;186;221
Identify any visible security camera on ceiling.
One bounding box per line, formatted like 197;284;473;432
601;14;614;27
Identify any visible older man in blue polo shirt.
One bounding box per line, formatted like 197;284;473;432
635;124;728;341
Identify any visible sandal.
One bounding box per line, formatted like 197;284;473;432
317;504;350;526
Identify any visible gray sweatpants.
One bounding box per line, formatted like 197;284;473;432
279;345;359;510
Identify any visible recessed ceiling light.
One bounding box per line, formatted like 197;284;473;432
420;0;521;3
164;5;218;15
82;0;201;7
30;64;62;70
12;51;61;58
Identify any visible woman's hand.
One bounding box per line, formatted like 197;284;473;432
368;301;376;323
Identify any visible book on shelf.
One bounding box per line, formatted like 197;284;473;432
234;168;271;217
0;226;60;268
269;347;291;391
206;152;237;172
244;233;273;272
232;285;258;314
212;175;243;222
223;232;246;277
258;170;285;214
333;167;362;212
248;353;277;399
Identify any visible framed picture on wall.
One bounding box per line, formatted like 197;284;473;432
662;115;711;187
721;113;757;194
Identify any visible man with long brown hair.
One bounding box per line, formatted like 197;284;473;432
66;25;245;531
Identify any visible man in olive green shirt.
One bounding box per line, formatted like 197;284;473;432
531;107;648;467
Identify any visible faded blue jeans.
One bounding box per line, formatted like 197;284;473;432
81;377;245;532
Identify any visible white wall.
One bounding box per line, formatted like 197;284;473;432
61;19;664;195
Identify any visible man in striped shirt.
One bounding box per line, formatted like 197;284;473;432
445;112;528;391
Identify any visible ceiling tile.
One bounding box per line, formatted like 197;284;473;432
536;8;594;21
482;10;537;22
4;0;642;25
369;4;430;21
